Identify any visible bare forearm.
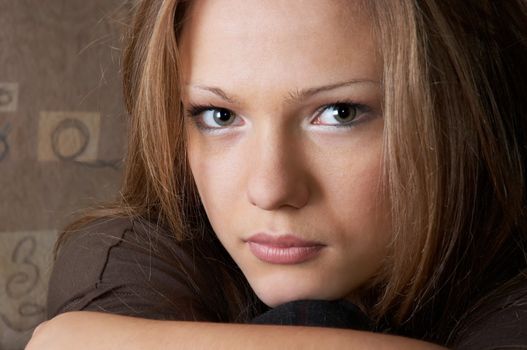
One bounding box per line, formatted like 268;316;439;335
27;311;447;350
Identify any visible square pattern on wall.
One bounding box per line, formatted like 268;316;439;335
37;111;101;163
0;230;57;350
0;82;19;112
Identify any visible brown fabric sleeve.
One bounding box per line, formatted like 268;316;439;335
46;217;214;321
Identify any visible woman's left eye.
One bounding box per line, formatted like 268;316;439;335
312;102;365;127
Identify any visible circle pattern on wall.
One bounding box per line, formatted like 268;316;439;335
50;118;90;161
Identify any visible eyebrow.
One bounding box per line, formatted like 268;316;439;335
188;79;379;105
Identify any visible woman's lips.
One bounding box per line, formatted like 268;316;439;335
245;233;325;265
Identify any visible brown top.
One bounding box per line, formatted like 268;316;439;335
46;217;527;349
46;217;220;321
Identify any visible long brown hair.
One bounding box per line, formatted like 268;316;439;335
366;0;527;342
55;0;527;345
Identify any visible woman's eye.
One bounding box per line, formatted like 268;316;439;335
202;108;236;127
313;103;361;127
186;105;243;130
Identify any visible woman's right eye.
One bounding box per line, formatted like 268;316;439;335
186;105;244;130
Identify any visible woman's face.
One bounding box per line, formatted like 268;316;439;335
181;0;390;307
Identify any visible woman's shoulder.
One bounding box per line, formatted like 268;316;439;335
46;216;216;321
47;217;134;314
451;272;527;350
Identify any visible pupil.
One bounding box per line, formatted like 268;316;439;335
333;104;356;122
214;109;233;125
218;110;230;121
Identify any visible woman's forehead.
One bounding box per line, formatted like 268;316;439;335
180;0;369;36
179;0;379;99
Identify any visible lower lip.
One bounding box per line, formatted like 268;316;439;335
247;242;324;264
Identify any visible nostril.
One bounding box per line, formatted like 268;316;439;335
246;172;310;211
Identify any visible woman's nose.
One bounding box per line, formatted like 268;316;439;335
246;128;310;211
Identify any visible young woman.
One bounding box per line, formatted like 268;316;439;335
28;0;527;349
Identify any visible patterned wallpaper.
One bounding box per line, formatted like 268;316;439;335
0;1;132;348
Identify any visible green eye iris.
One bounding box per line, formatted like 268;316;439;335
331;103;357;123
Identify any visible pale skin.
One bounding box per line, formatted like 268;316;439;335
27;1;447;349
183;0;390;308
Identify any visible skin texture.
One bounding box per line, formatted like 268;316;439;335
181;0;391;307
26;312;447;350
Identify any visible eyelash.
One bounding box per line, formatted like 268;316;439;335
185;100;371;131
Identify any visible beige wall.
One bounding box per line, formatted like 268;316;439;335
0;1;131;348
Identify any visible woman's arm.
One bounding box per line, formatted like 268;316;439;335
26;311;447;350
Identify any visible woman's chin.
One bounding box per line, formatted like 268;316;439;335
250;276;346;308
257;291;320;308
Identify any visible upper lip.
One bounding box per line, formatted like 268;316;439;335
245;233;324;247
